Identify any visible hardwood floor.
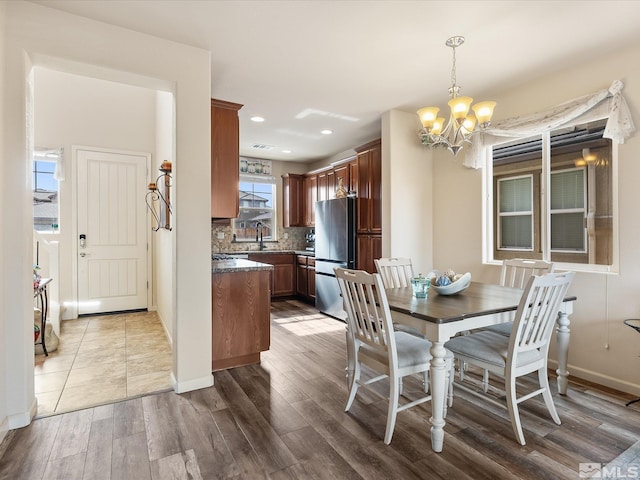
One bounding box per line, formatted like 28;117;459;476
2;299;639;479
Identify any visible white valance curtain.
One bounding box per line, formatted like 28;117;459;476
464;80;635;169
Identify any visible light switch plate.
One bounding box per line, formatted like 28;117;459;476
284;232;289;239
217;232;224;239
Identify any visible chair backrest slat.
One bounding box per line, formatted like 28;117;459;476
335;267;396;358
500;259;554;289
509;272;574;363
374;257;414;289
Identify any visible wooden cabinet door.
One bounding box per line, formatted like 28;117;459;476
348;158;358;196
273;263;295;296
332;164;348;195
326;169;336;199
212;270;270;371
249;253;295;297
356;140;381;234
296;264;307;297
357;234;382;274
283;174;304;227
303;174;317;227
296;255;308;297
211;98;243;219
317;170;328;201
308;264;316;300
369;145;382;234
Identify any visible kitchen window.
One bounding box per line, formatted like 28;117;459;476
486;119;615;271
233;175;277;242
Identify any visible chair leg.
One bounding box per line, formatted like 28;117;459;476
447;360;455;408
539;367;561;425
506;376;526;446
384;374;400;444
345;359;360;411
482;369;490;393
423;371;429;394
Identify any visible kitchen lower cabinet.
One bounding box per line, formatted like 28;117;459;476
296;255;315;302
248;253;295;297
212;269;270;371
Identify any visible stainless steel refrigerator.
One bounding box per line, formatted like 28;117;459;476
315;197;356;320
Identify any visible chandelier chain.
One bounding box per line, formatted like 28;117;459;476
450;44;457;94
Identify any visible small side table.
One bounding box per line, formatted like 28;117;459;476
34;277;52;356
623;319;640;407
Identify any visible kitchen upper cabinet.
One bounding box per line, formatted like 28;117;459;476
282;174;304;227
317;170;329;201
303;174;318;227
332;163;349;196
211;98;243;219
348;157;359;196
356;139;382;235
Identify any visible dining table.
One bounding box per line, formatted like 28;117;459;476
373;281;576;453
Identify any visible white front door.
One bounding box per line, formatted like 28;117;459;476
77;149;148;315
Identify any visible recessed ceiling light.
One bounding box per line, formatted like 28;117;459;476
250;116;265;122
321;129;333;135
282;149;292;154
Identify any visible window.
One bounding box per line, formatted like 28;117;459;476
487;119;614;269
233;175;277;242
33;149;61;232
497;175;533;250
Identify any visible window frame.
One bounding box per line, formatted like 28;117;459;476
232;174;278;243
483;119;619;274
497;174;534;252
33;155;60;233
549;167;587;254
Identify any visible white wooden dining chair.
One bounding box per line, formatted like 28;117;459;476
374;257;431;391
335;267;454;445
374;257;414;289
445;271;574;445
485;259;555;337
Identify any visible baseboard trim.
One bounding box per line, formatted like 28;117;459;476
170;372;214;394
7;397;37;430
0;416;8;446
548;360;640;396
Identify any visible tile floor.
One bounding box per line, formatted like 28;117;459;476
34;310;172;417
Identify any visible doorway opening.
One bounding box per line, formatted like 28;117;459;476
32;66;176;416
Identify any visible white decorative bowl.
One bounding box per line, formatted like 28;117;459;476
430;272;471;295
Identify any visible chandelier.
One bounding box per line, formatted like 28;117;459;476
417;36;496;156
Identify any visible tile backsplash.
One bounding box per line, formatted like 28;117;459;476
211;222;309;253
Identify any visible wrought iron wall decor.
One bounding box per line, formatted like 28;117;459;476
146;161;172;231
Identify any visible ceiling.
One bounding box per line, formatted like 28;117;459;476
30;0;640;163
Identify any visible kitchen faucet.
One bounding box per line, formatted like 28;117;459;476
256;221;265;250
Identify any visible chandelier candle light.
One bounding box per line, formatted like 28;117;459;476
417;36;496;156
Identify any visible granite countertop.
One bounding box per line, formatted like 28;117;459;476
211;258;274;274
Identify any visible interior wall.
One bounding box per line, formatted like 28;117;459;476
382;109;435;275
34;67;157;321
0;0;8;444
154;91;174;341
427;44;640;394
3;1;211;430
